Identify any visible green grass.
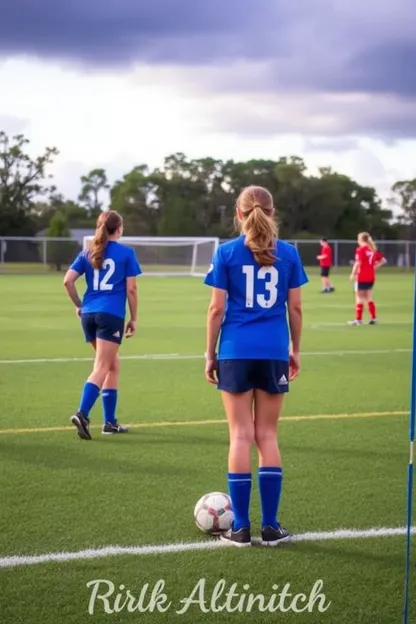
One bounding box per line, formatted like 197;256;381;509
0;270;414;623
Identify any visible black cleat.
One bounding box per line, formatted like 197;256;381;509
71;411;91;440
369;319;377;325
261;524;291;546
102;421;129;435
219;526;251;547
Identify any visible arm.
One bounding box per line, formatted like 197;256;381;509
63;269;82;313
206;288;226;359
350;262;359;280
287;287;303;381
375;257;387;270
205;288;226;384
288;287;302;354
125;276;138;338
350;254;361;281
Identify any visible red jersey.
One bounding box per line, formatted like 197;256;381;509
355;246;384;282
319;243;332;268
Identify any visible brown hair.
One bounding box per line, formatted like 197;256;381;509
358;231;376;251
236;185;278;266
89;211;123;269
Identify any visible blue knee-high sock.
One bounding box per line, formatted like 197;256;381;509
228;473;252;531
79;382;100;419
258;467;283;529
102;389;118;424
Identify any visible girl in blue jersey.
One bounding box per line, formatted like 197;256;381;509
204;186;308;547
63;211;141;440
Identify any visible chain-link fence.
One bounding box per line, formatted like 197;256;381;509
220;239;416;269
1;237;415;273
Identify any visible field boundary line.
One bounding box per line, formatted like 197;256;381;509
0;348;411;365
0;411;407;435
0;526;414;569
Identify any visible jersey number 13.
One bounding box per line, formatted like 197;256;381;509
242;265;278;308
93;259;115;291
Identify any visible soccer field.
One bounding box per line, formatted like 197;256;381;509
0;269;414;623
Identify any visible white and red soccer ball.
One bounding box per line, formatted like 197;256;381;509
194;492;234;535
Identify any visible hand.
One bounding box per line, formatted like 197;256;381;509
349;274;355;282
125;320;136;338
75;307;81;318
289;351;300;381
205;355;218;385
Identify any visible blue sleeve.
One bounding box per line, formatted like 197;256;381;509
204;247;228;290
69;252;87;275
126;249;142;278
289;248;309;289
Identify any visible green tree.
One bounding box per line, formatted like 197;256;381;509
79;168;109;217
46;211;74;271
391;179;416;235
0;131;58;235
110;165;159;235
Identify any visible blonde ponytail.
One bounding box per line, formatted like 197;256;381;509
236;186;278;266
244;205;277;266
89;210;123;270
90;223;109;270
359;231;377;251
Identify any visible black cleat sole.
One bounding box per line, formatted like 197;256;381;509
71;414;91;440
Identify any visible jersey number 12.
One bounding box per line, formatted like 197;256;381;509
93;259;115;291
242;265;278;308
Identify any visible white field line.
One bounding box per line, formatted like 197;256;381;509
0;526;414;569
0;348;411;365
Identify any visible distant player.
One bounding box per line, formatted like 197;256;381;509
204;185;308;547
348;232;387;325
317;238;334;293
63;211;141;439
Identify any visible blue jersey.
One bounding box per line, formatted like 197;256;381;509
70;241;142;319
204;236;308;360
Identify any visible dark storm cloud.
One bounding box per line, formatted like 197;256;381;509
0;0;281;65
1;0;416;137
0;0;414;96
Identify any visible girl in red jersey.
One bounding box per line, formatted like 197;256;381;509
317;238;335;293
348;232;387;325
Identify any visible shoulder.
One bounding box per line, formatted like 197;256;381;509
276;239;299;261
110;242;132;258
216;237;245;263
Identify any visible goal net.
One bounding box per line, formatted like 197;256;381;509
82;236;220;277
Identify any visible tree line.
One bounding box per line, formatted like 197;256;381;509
1;130;415;241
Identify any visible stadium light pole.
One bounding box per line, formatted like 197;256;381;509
403;263;416;624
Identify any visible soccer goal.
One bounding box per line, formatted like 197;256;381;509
82;236;219;277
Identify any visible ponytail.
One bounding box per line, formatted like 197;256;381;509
89;210;123;270
236;186;278;266
244;206;277;266
89;223;109;270
359;231;377;251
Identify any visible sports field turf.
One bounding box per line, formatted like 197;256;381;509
0;268;414;623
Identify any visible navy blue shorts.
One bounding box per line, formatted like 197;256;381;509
217;359;289;394
81;313;124;345
357;281;374;291
320;267;330;277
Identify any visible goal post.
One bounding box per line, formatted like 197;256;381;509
82;236;220;277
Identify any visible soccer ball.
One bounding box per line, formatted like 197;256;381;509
194;492;234;535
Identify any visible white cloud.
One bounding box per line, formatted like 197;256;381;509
0;58;415;208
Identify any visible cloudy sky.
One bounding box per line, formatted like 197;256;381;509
0;0;415;204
